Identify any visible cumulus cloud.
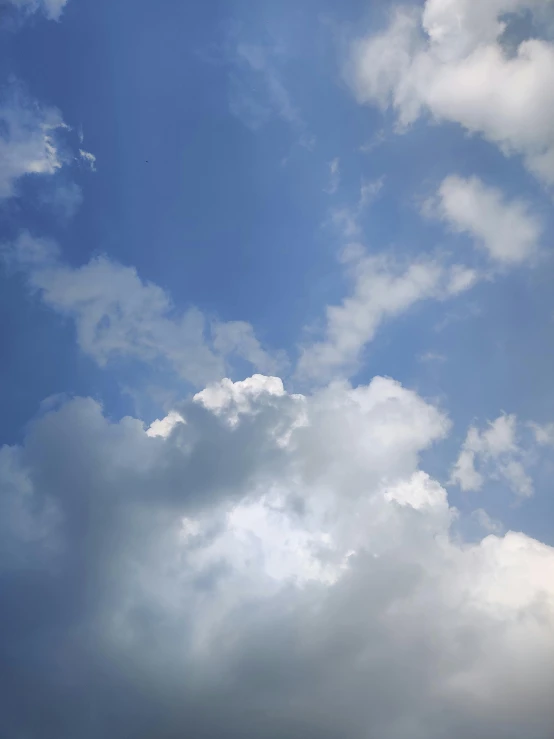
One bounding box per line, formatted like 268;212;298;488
0;374;553;738
348;0;554;185
429;175;542;264
4;232;284;386
297;248;477;382
0;85;67;200
451;413;535;498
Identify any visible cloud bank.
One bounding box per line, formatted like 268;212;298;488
1;374;553;738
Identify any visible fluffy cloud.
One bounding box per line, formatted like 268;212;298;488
6;0;68;21
298;247;477;382
429;175;542;264
4;232;283;385
0;374;553;738
451;413;535;498
348;0;554;184
0;86;67;200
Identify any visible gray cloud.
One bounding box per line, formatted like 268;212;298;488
0;374;553;738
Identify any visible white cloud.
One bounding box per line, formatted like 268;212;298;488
212;320;287;376
146;410;185;438
194;374;289;427
78;148;96;171
473;507;505;534
229;42;314;148
330;177;384;239
0;86;66;200
359;176;384;209
430;175;542;264
5;232;283;386
304;172;484;384
530;421;554;446
6;0;68;20
0;374;553;738
297;249;476;382
325;157;340;194
419;350;447;363
38;180;83;220
348;0;554;185
451;414;534;498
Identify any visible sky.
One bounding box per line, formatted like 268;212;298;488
1;0;554;737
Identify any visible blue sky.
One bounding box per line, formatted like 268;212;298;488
1;1;554;737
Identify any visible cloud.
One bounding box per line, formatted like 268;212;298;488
0;85;67;200
146;409;185;438
78;148;96;171
428;175;542;265
0;374;553;738
330;177;384;239
228;43;314;148
450;413;535;498
324;157;340;194
419;350;447;363
297;249;477;382
348;0;554;185
4;0;68;21
4;232;284;386
301;178;476;383
472;507;505;534
530;421;554;446
212;321;288;376
38;180;83;221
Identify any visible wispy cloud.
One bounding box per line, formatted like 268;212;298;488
4;232;286;386
297;250;475;383
228;42;314;148
330;177;384;239
324;157;340;194
5;0;69;21
0;84;66;200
